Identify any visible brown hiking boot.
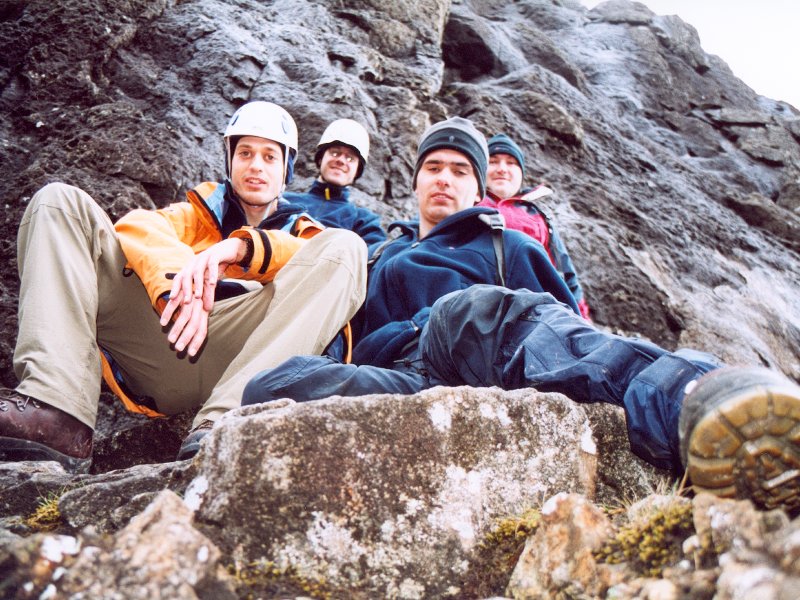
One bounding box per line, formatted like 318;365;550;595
177;419;215;461
679;366;800;512
0;388;93;473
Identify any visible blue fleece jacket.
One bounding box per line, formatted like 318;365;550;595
352;206;579;367
284;180;387;245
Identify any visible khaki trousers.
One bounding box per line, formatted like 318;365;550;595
15;183;367;429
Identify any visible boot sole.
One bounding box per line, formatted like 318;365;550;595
0;436;91;474
683;373;800;511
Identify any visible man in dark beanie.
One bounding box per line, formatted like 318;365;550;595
478;133;591;319
245;113;576;377
242;116;800;514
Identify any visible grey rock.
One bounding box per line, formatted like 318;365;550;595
59;490;237;599
651;15;710;74
59;461;196;533
443;4;528;81
721;192;800;253
90;392;196;474
706;107;773;127
190;387;600;598
0;461;76;520
583;403;671;506
734;123;800;166
778;178;800;212
587;0;654;25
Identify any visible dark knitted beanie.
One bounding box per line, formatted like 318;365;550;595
412;117;489;197
487;133;525;179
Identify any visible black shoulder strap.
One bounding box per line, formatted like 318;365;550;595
367;226;405;270
477;213;506;288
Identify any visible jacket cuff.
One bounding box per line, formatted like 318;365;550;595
230;227;272;274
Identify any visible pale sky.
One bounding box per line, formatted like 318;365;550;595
580;1;800;110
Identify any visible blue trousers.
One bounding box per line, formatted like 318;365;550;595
243;285;721;471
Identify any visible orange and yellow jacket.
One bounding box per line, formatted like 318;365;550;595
104;181;323;417
115;181;323;309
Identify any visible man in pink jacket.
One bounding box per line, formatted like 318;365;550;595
478;133;591;319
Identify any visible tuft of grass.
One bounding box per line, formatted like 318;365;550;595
24;489;66;532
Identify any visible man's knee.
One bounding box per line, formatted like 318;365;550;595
314;228;367;265
309;229;367;301
31;182;92;207
432;285;559;323
23;182;99;224
242;355;340;406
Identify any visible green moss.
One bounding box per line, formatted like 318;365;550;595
594;501;695;577
459;508;541;598
228;559;332;600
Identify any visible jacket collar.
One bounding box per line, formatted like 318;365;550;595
487;186;553;205
389;206;500;241
310;179;350;201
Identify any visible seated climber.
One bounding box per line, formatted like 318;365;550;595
0;101;367;472
478;133;591;320
284;118;387;245
242;115;800;513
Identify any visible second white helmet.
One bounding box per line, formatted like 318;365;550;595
315;118;370;180
224;101;298;185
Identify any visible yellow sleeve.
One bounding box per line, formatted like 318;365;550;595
114;203;217;307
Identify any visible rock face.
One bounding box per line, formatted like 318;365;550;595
2;0;800;597
1;0;799;385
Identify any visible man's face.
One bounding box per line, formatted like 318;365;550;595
319;145;359;187
230;136;284;207
487;152;523;199
415;148;481;232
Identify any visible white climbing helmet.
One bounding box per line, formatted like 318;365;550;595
315;118;370;180
224;101;298;185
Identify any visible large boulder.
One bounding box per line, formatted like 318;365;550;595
189;387;618;597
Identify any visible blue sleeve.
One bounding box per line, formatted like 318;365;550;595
505;231;579;314
548;225;585;303
354;208;387;245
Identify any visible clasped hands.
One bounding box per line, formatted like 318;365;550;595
159;237;247;357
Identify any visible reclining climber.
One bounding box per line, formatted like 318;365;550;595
0;101;367;471
478;133;591;320
284;118;386;245
242;116;800;513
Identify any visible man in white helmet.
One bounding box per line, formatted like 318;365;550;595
284;118;386;245
0;101;367;471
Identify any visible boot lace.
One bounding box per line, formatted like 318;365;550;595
0;392;41;413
